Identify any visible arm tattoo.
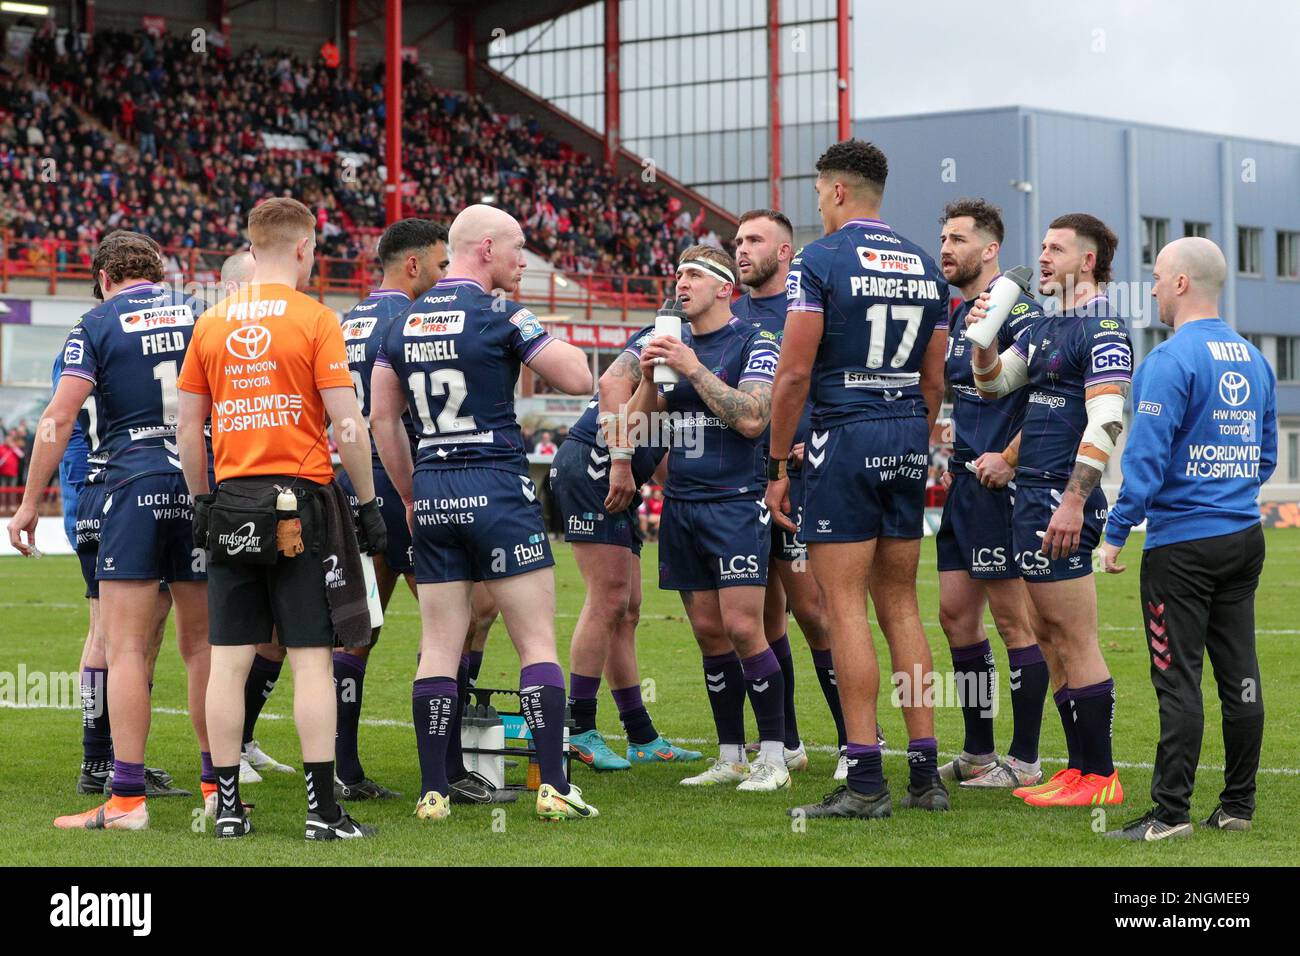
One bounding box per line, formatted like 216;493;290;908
686;366;767;433
1065;459;1103;499
740;380;773;426
607;351;642;386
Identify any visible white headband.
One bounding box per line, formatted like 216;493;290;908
677;258;735;285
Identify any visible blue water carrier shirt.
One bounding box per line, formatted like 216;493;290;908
1106;318;1277;550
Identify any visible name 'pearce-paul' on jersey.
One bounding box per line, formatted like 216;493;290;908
375;278;552;475
340;288;420;459
59;281;205;486
786;218;950;428
948;285;1042;465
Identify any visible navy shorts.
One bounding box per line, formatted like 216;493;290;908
59;457;84;550
412;467;554;584
936;469;1019;579
1011;482;1109;582
338;462;414;575
659;497;771;591
74;481;108;599
770;468;806;563
549;438;643;555
802;417;929;543
96;472;206;584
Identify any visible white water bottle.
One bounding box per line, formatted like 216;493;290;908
653;298;686;385
360;554;384;627
965;266;1034;350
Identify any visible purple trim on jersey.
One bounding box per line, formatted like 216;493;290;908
1085;372;1132;388
109;282;161;299
374;351;392;369
520;334;553;364
1011;336;1030;359
61;367;97;385
844;218;892;231
436;277;486;291
367;288;411;299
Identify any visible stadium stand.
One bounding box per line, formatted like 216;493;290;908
3;29;718;295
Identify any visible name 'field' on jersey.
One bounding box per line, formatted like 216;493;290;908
786;218;950;429
658;316;779;502
340;288;420;459
58;281;206;488
1012;297;1133;483
376;277;553;476
947;285;1041;464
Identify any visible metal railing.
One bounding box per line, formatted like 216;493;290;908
0;232;675;319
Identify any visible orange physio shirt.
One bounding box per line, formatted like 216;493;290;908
178;283;353;484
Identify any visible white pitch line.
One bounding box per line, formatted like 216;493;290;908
3;699;1297;776
3;603;1299;636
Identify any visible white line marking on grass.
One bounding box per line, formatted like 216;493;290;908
5;603;1300;636
4;699;1298;776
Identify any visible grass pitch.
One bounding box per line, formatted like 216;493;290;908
2;532;1298;866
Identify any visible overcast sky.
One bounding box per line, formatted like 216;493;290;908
853;0;1300;145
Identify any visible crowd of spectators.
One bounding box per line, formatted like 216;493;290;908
3;26;723;286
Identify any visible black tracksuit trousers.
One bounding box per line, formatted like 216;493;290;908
1139;524;1266;824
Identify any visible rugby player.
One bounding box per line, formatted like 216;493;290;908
967;213;1129;807
935;199;1050;789
11;231;212;830
625;245;790;792
733;208;846;777
369;204;599;822
767;140;951;819
179;197;380;839
60;356;184;798
219;249;296;785
333;219;448;800
550;324;703;770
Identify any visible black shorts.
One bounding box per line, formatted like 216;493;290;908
207;478;334;648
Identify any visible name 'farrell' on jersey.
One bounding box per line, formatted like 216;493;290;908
787;218;950;428
947;287;1041;465
659;317;779;502
341;288;419;459
1012;297;1134;483
376;278;553;475
58;281;205;488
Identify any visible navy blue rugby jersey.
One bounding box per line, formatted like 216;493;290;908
59;281;205;486
1012;296;1133;483
376;278;553;475
733;288;813;450
658;316;779;502
947;282;1041;465
786;218;949;428
341;287;419;461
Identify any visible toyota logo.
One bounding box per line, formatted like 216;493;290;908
226;324;272;360
1218;371;1250;407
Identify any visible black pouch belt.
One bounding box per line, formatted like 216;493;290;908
209;476;320;566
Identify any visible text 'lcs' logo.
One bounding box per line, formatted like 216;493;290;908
785;270;802;301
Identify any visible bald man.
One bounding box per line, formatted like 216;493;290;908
220;250;255;294
369;204;600;822
1100;237;1276;841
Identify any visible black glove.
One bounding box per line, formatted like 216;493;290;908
355;497;387;556
192;493;216;550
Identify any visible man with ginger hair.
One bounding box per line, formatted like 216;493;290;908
177;197;385;840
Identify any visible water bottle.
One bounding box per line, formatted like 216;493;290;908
965;266;1034;350
652;297;686;385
